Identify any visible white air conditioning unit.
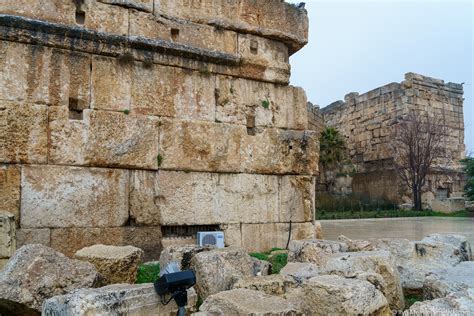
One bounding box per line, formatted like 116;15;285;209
197;231;225;248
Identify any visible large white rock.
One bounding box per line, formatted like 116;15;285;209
319;251;405;311
0;244;101;314
159;244;214;271
408;288;474;316
284;275;391;316
197;288;298;315
42;283;197;316
279;262;321;284
288;239;347;265
232;274;297;296
423;261;474;300
190;247;255;299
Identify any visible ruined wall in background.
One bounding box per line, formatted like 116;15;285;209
0;0;317;259
307;102;324;135
321;73;465;204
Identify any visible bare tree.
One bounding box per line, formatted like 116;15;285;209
392;112;446;211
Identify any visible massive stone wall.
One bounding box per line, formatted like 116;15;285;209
0;0;317;259
321;73;465;204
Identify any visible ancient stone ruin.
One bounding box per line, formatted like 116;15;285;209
310;73;465;210
0;0;318;261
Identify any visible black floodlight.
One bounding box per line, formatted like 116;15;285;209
154;269;196;316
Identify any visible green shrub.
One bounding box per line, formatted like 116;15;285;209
250;249;288;274
136;263;160;284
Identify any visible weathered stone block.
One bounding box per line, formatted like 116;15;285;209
241;223;315;252
82;0;130;36
159;119;318;174
75;244;144;284
0;42;91;107
198;288;298;315
153;0;309;54
159;244;214;271
131;64;215;121
0;101;48;163
129;11;237;54
0;165;20;225
279;176;315;222
16;228;51;248
21;165;129;228
238;33;289;73
0;213;15;259
49;107;160;169
91;56;132;112
42;284;197;316
288;239;348;265
0;0;76;24
216;76;308;130
233;275;297;296
220;224;242;247
50;227;162;261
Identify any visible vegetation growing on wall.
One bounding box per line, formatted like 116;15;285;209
319;127;347;168
462;156;474;201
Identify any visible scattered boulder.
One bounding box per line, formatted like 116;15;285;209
232;274;297;296
190;247;255;299
197;288;298;315
372;235;471;291
318;250;404;311
0;244;102;315
408;288;474;316
74;244;144;284
285;275;391;316
288;239;347;265
250;257;271;276
423;261;474;300
279;262;320;283
42;283;197;316
159;244;214;271
338;235;376;252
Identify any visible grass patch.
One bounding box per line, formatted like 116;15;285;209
136;263;160;284
250;248;288;274
317;209;473;220
156;154;163;167
404;293;423;309
261;99;270;109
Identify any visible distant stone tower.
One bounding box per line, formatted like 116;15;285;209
0;0;318;260
321;73;465;208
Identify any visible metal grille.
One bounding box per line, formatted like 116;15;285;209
201;234;217;246
161;225;219;237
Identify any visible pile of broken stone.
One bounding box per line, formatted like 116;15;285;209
0;233;472;315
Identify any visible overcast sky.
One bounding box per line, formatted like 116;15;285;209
287;0;473;154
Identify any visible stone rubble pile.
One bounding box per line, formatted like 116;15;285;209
0;233;471;315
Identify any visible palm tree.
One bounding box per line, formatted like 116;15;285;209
319;127;347;168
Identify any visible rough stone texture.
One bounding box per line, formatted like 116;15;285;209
250;257;272;276
0;1;76;25
158;244;214;271
241;223;315;253
432;197;467;213
16;228;51;248
0;213;15;259
0;244;102;314
216;76;307;130
154;0;309;54
280;262;321;284
131;64;216;121
198;288;298;315
279;176;315;222
318;251;405;311
21;165;129;228
159;119;318;175
338;235;376;252
81;0;130;36
42;284;197;316
284;275;391;316
49;107;161;169
288;239;348;265
99;0;153;13
322;73;465;205
0;165;20;225
50;227;162;262
372;234;471;291
423;261;474;300
421;233;472;261
190;247;255;299
0;101;48;164
408;289;474;316
233;275;297;296
130;11;237;54
74;244;144;285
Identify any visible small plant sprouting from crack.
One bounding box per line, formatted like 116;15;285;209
261;98;270;109
157;154;164;167
230;86;235;94
123;109;130;115
198;67;211;76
